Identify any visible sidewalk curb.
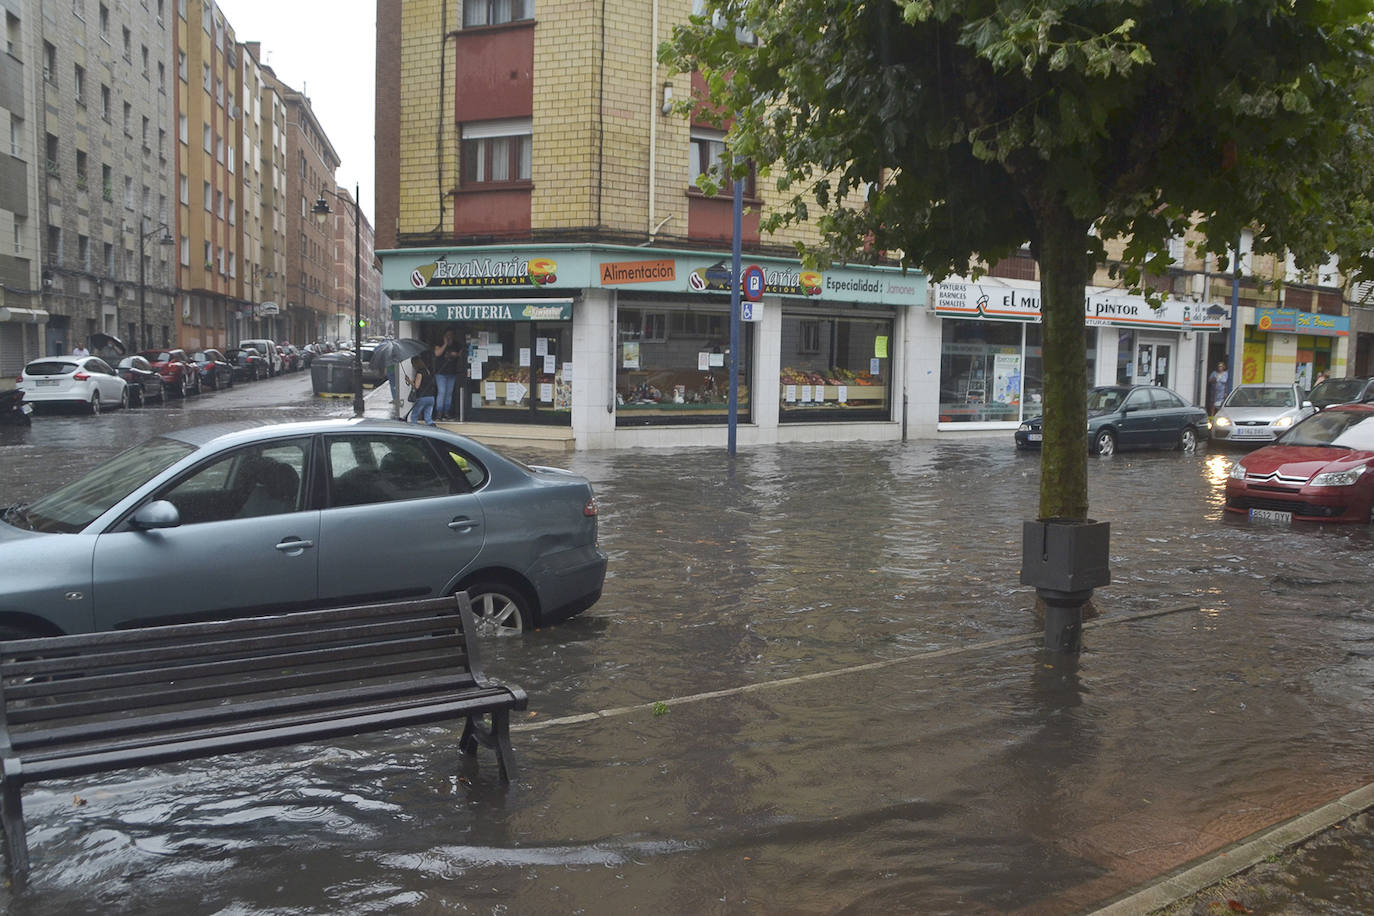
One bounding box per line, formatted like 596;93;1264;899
1088;782;1374;915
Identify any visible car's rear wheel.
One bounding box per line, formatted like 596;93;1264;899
88;391;101;415
1094;428;1116;457
1179;427;1198;453
463;582;537;636
118;388;129;410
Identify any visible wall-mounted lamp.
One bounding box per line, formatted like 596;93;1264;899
661;83;674;116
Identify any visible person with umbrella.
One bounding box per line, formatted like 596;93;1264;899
368;338;429;417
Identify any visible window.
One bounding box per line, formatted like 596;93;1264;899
327;435;458;507
101;164;112;201
78;234;90;270
780;314;893;421
8;115;21;158
615;306;751;425
179;235;189;266
158;61;166;92
142;45;149;76
463;0;534;27
203;180;211;211
74;64;85;103
203;122;211;153
6;12;20;59
156;442;310;524
122;26;131;59
76;149;88;188
123;101;132;135
214;189;222;218
178;113;187;143
44;132;58;175
690;128;755;196
124;176;133;209
98;3;109;37
142;116;150;147
104;241;114;275
460;119;532;184
202;62;210;92
48;225;61;263
100;84;110;120
43;42;56;85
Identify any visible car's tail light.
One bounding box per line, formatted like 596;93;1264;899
72;371;90;380
583;497;599;517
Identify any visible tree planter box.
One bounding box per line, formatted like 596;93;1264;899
1020;518;1110;595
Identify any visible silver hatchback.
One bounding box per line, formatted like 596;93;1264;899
1211;383;1315;445
0;419;606;638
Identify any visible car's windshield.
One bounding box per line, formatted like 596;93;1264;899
1281;409;1374;450
1086;388;1125;412
1223;386;1295;409
13;437;196;533
1309;379;1366;405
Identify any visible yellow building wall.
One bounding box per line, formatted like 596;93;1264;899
396;0;456;240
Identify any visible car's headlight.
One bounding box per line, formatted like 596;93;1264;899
1311;464;1368;487
1017;423;1031;432
1229;462;1247;480
1274;415;1295;428
1214;416;1232;427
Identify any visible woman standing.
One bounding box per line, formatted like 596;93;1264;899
408;353;438;426
434;329;461;421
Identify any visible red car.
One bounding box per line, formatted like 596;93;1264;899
1225;404;1374;524
137;348;201;398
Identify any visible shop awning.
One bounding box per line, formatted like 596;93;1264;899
0;307;50;323
391;298;574;322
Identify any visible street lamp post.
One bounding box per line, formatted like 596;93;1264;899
137;217;174;353
312;183;364;418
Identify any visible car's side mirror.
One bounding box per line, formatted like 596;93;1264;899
1302;400;1313;409
131;499;181;530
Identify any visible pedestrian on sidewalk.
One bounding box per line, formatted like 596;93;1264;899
434;330;461;421
408;354;438;426
1207;360;1229;415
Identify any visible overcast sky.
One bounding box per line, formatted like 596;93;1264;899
219;0;377;225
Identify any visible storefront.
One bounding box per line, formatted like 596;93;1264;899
1238;307;1349;389
923;277;1223;431
379;244;926;449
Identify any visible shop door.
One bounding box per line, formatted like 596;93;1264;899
1133;341;1172;388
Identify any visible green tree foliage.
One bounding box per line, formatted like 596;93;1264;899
665;0;1374;520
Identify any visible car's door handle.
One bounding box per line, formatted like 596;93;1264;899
275;538;315;552
447;517;478;532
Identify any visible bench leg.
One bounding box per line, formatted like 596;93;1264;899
1;779;30;879
457;711;517;782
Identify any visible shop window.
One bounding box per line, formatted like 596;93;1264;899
617;305;752;425
780;315;892;421
939;321;1095;424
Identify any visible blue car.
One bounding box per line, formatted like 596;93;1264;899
0;419;606;638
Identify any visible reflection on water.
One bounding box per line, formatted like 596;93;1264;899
2;423;1372;913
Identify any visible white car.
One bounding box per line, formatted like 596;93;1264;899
19;355;129;414
1211;382;1315;445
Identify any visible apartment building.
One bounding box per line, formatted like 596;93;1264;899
267;75;338;345
320;184;383;344
241;42;288;342
375;2;1351;448
1;0;175;373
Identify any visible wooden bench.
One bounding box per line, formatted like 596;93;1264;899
0;593;526;878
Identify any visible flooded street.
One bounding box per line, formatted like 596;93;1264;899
1;384;1371;913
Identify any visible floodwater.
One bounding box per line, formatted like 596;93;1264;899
1;383;1371;913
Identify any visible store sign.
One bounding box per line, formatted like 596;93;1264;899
409;255;561;289
600;259;676;284
687;261;825;298
258;301;279;315
391;300;573;322
933;278;1223;330
1255;307;1349;337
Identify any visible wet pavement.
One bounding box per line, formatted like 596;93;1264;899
0;379;1372;913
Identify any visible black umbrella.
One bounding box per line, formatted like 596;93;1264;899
367;338;429;371
90;332;127;355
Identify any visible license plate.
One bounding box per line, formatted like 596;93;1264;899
36;379;59;387
1028;433;1042;442
1250;508;1292;524
1232;427;1270;438
20;403;32;414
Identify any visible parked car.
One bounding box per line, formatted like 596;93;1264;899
190;349;235;391
115;355;166;406
1211;383;1315;446
277;344;302;373
1225;404;1374;524
225;347;269;382
0;419;606;638
1015;385;1209;456
138;348;201;398
239;338;283;377
358;343;390;387
1308;376;1374;410
18;355;129;414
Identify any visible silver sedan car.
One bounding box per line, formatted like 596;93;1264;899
0;419;606;638
1211;382;1316;445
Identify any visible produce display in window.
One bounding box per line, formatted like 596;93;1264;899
778;315;893;419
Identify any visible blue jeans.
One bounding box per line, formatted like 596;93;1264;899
409;395;436;425
436;373;458;417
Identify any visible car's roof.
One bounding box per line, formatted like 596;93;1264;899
160;418;486;451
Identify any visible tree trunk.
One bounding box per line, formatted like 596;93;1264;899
1034;205;1094;521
